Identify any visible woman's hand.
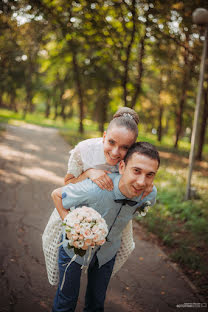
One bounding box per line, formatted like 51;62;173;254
86;169;114;191
141;183;154;199
64;173;75;185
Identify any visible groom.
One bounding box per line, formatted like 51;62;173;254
51;141;160;312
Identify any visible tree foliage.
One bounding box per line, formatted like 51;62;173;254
0;0;208;156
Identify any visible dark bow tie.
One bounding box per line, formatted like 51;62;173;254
114;199;137;206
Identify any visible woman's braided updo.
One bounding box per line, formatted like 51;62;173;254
107;107;139;139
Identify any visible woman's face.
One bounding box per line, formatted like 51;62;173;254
103;126;136;166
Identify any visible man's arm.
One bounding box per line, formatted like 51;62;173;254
51;188;69;220
52;178;99;220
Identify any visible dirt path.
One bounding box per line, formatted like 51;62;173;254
0;124;205;312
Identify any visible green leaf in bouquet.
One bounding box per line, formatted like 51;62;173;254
67;243;73;249
74;248;87;257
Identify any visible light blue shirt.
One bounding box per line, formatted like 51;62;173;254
61;173;157;267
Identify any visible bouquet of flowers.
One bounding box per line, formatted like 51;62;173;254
63;206;108;257
60;206;108;290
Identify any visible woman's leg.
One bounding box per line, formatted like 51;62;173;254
83;254;116;312
52;246;82;312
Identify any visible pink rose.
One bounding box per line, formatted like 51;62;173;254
72;234;79;241
79;234;84;240
83;229;92;238
84;239;92;246
74;224;81;233
92;225;99;233
96;239;106;246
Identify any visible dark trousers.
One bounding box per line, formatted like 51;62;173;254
52;246;116;312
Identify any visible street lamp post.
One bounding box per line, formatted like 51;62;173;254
185;8;208;200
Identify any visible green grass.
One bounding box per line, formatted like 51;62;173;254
0;108;96;130
0;108;102;146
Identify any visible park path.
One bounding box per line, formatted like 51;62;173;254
0;123;205;312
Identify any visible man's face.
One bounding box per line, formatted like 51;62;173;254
119;152;158;198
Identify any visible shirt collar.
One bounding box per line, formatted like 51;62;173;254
113;175;126;199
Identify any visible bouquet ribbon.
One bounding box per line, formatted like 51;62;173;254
60;254;77;290
60;246;93;291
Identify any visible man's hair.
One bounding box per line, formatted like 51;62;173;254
124;142;160;168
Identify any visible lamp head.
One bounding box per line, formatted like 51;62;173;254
192;8;208;25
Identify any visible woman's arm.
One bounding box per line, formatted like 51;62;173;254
64;169;113;191
65;143;113;190
64;172;89;185
51;188;69;221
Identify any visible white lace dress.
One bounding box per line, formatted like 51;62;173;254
42;138;135;285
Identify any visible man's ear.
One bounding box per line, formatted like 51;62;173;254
103;131;106;143
119;160;125;175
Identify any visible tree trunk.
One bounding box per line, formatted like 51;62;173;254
98;92;108;134
130;33;146;109
24;58;34;115
157;106;164;142
45;96;50;118
174;37;190;148
67;105;74;119
122;0;136;107
23;85;32;119
60;100;66;121
72;48;84;134
174;104;183;148
9;92;18;112
53;94;59;120
0;94;3;108
195;85;208;160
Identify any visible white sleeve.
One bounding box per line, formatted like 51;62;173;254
67;144;84;178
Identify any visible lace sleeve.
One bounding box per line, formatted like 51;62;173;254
67;145;84;178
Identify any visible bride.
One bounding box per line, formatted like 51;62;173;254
42;107;153;285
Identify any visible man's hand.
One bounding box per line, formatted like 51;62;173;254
141;183;154;200
86;169;114;191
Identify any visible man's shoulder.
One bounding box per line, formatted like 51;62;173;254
109;172;119;178
63;178;97;195
108;172;120;183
